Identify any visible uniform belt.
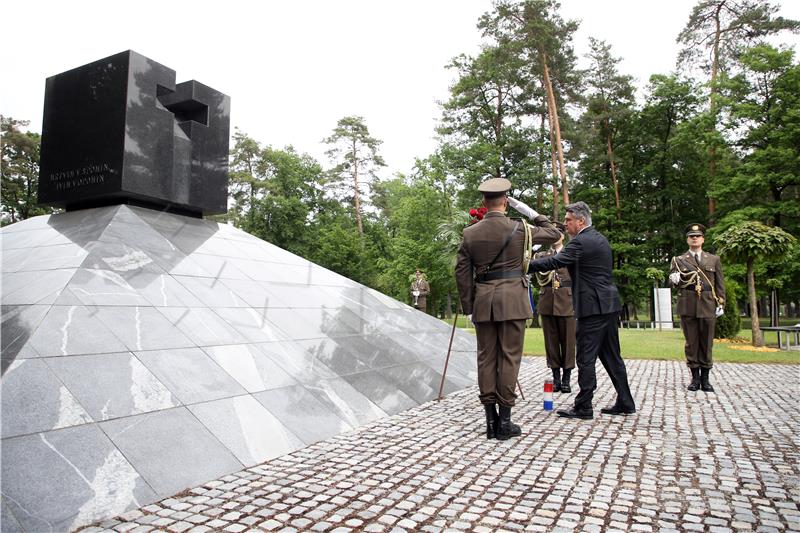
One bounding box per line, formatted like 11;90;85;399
682;286;711;292
543;281;571;288
475;269;524;283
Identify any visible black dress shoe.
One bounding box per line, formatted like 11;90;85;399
556;407;593;420
600;405;636;416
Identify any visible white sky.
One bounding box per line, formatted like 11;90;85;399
2;0;798;177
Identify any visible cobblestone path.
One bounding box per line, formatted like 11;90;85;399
81;360;800;533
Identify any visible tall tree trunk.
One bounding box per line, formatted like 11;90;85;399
604;118;622;220
747;258;763;346
707;4;723;218
351;141;363;236
541;51;569;206
538;112;546;212
770;289;779;327
445;293;453;320
495;82;504;178
548;117;560;220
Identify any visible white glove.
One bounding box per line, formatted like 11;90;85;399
669;272;681;285
532;244;542;252
507;197;539;220
715;306;724;318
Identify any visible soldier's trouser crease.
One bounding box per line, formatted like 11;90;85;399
476;319;526;407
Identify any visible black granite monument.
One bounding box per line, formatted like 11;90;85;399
38;50;230;217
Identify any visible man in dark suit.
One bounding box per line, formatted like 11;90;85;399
669;223;726;392
455;177;561;440
528;201;635;419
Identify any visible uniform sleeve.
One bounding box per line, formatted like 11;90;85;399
455;239;474;315
529;215;562;246
421;281;430;296
529;238;582;272
715;256;726;305
668;256;680;288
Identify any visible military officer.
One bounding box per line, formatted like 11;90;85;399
411;269;431;314
533;230;576;393
669;223;726;392
455;177;561;440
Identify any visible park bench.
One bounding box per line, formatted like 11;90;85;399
759;326;800;351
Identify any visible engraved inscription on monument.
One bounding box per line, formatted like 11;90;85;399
37;50;230;217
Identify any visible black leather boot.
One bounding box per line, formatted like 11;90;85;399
700;368;715;393
552;368;562;393
687;368;701;391
496;405;522;440
483;403;499;439
561;368;572;393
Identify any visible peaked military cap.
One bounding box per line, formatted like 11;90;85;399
685;223;706;237
478;177;512;193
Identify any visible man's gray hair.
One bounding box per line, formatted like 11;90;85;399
566;201;592;226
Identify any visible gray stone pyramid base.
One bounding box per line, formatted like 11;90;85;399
0;205;477;532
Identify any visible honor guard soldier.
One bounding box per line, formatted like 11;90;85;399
533;229;576;394
455;177;561;440
410;269;431;314
669;223;726;392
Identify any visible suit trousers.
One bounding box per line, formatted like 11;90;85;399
574;312;635;412
680;316;715;368
541;315;576;369
475;319;525;407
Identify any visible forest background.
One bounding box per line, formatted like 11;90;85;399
3;0;799;343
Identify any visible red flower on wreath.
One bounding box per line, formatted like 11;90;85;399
469;206;488;224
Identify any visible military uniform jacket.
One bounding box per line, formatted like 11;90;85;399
534;248;574;317
669;251;725;318
456;212;560;322
410;279;430;297
528;226;621;319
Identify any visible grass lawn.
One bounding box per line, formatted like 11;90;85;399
443;318;800;364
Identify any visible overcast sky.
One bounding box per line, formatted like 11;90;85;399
2;0;798;177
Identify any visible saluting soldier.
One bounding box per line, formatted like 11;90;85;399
533;229;576;394
410;269;431;314
455;177;560;441
669;223;726;393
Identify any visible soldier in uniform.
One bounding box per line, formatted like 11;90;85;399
455;177;560;440
533;230;576;393
669;223;726;392
410;269;430;314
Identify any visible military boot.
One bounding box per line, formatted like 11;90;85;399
687;368;701;391
561;368;572;393
483;403;499;439
496;405;522;440
700;367;715;393
552;368;562;393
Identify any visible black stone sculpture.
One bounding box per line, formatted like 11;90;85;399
37;51;230;217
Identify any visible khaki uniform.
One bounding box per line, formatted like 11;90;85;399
455;212;560;407
669;251;726;369
534;248;576;370
410;279;430;313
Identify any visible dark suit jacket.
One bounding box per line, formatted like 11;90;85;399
534;248;574;317
528;226;621;319
455;211;560;321
669;251;725;318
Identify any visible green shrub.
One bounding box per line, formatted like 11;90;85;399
715;279;741;339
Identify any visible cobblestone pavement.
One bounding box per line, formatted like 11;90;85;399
80;360;800;533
